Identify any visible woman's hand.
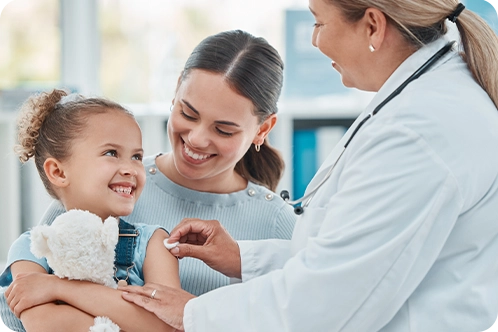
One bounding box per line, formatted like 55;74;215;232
5;272;61;317
166;218;242;278
120;282;195;331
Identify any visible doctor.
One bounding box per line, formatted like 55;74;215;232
121;0;498;331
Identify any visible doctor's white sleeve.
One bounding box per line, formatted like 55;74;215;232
183;122;463;332
237;239;292;281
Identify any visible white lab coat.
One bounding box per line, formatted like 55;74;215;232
183;37;498;331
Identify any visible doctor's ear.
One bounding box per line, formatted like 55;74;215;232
364;8;388;51
253;114;277;144
43;158;69;188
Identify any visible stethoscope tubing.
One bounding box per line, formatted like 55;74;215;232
281;41;456;215
281;148;345;206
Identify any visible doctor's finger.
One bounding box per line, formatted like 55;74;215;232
119;283;161;296
170;243;210;260
168;218;220;243
121;291;185;330
121;291;157;311
168;218;214;242
118;284;149;295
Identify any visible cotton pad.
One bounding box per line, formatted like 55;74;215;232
163;239;179;250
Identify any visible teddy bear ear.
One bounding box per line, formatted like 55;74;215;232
101;217;119;248
30;225;54;259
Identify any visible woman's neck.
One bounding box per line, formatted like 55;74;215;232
155;153;248;194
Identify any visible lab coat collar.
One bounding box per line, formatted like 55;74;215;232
365;37;455;115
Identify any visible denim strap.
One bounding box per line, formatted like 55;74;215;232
114;219;138;284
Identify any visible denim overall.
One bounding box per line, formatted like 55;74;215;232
114;219;139;285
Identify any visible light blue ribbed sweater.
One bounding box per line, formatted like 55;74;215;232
1;154;296;331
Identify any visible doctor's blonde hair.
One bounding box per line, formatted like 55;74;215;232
327;0;498;109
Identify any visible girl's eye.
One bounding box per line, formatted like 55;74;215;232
132;154;143;161
216;128;233;137
313;23;323;28
105;150;118;157
180;110;196;120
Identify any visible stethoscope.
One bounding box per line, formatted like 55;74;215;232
280;40;456;215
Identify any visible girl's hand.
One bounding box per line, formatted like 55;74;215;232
5;272;61;317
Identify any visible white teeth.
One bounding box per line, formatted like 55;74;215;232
112;186;132;195
184;145;210;160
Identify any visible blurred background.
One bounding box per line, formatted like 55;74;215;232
0;0;497;273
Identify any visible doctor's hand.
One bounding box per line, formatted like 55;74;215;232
166;218;242;279
120;282;195;331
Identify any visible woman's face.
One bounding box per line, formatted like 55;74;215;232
309;0;371;90
167;69;271;189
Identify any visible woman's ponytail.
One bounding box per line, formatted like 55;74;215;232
235;139;284;192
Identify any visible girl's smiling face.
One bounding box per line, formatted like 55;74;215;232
57;109;145;220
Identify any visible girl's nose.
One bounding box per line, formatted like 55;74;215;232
120;162;139;177
121;169;138;177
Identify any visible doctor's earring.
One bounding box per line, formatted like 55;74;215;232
255;144;261;152
369;45;376;53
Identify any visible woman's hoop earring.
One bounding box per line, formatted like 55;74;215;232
369;45;375;53
170;104;174;112
255;144;261;152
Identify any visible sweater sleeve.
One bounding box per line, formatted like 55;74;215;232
39;200;65;226
274;204;297;239
0;289;25;332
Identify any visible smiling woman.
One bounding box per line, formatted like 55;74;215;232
166;29;286;193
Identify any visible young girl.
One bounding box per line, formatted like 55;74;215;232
1;89;179;331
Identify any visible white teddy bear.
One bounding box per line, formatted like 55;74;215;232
30;209;121;332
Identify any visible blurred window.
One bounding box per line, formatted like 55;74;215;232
0;0;59;91
98;0;291;104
